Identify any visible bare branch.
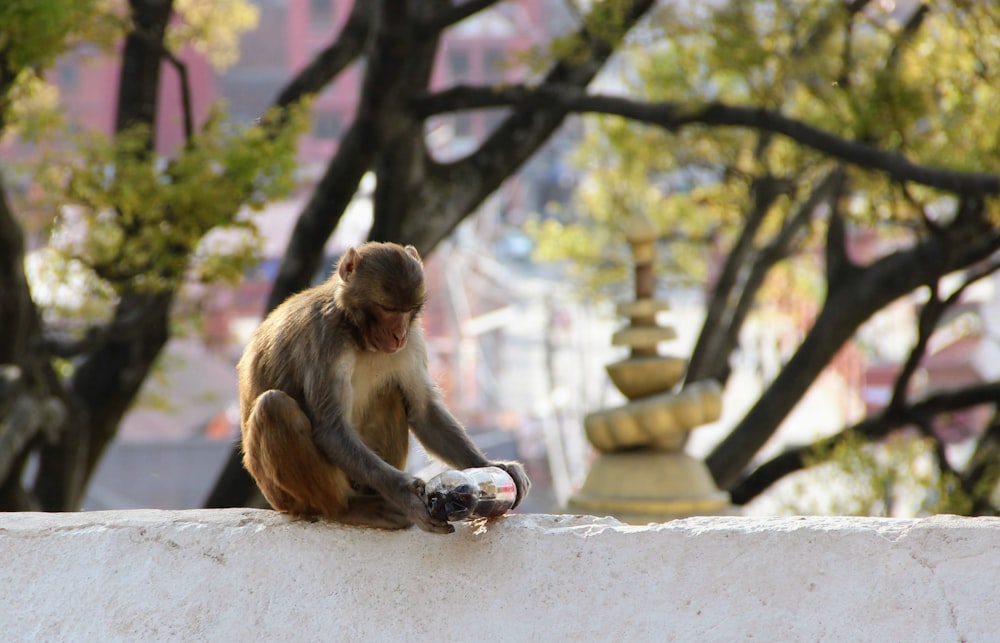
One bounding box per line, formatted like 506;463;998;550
824;184;856;289
885;4;929;72
890;256;1000;409
720;169;846;378
0;53;16;130
764;167;845;264
687;167;844;385
686;173;780;384
889;284;942;409
272;0;376;110
962;416;1000;515
412;85;1000;195
159;47;194;144
0;180;34;365
130;21;195;144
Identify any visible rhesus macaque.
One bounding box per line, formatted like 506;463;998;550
238;241;530;534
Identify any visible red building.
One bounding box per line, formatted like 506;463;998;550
220;0;554;166
13;1;554;163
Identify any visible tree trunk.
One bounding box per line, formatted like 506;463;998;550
31;0;176;511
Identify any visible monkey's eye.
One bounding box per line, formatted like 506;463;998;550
380;304;422;314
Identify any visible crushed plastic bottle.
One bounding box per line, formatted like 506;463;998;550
423;466;517;522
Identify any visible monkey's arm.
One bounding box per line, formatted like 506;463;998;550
312;414;453;534
308;362;453;534
408;391;531;509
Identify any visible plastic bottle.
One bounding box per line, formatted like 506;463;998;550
422;466;517;522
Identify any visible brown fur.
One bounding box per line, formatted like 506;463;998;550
238;242;530;534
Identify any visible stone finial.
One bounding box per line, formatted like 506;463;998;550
566;208;731;523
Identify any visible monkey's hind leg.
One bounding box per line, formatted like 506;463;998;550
241;389;348;518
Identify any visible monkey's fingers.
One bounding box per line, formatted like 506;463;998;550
404;496;455;534
403;479;454;534
493;461;531;509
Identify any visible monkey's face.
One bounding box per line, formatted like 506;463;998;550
367;303;422;354
336;242;427;354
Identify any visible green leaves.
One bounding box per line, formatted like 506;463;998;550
535;1;1000;290
774;431;977;517
170;0;260;70
0;0;121;72
34;104;307;292
0;0;122;130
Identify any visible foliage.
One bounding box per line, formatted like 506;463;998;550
29;104;306;296
534;1;1000;284
171;0;260;70
0;0;123;135
2;69;66;141
758;430;975;517
0;0;122;72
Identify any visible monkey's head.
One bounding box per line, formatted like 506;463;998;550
335;242;426;354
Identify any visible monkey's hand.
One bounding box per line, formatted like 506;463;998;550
399;477;455;535
491;461;531;509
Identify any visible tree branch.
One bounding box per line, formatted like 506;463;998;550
160;46;194;144
891;257;1000;410
685;173;781;384
687;167;844;385
708;201;1000;490
719;168;846;382
823;181;856;290
272;0;375;110
131;25;194;144
889;284;942;409
731;379;1000;505
266;0;429;308
0;176;33;365
962;414;1000;515
401;0;659;252
412;85;1000;195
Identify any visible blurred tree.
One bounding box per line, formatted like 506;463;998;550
522;0;1000;513
0;0;302;509
4;0;1000;516
0;0;660;511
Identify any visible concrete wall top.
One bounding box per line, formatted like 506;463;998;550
2;509;998;641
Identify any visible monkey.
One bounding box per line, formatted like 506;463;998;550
238;241;530;534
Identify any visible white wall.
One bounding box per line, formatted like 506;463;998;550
2;509;997;641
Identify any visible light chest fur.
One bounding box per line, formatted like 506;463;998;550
347;328;427;425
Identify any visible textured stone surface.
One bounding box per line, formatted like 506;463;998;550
2;510;998;641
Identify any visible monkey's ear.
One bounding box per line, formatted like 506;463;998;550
404;245;422;263
338;247;359;281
